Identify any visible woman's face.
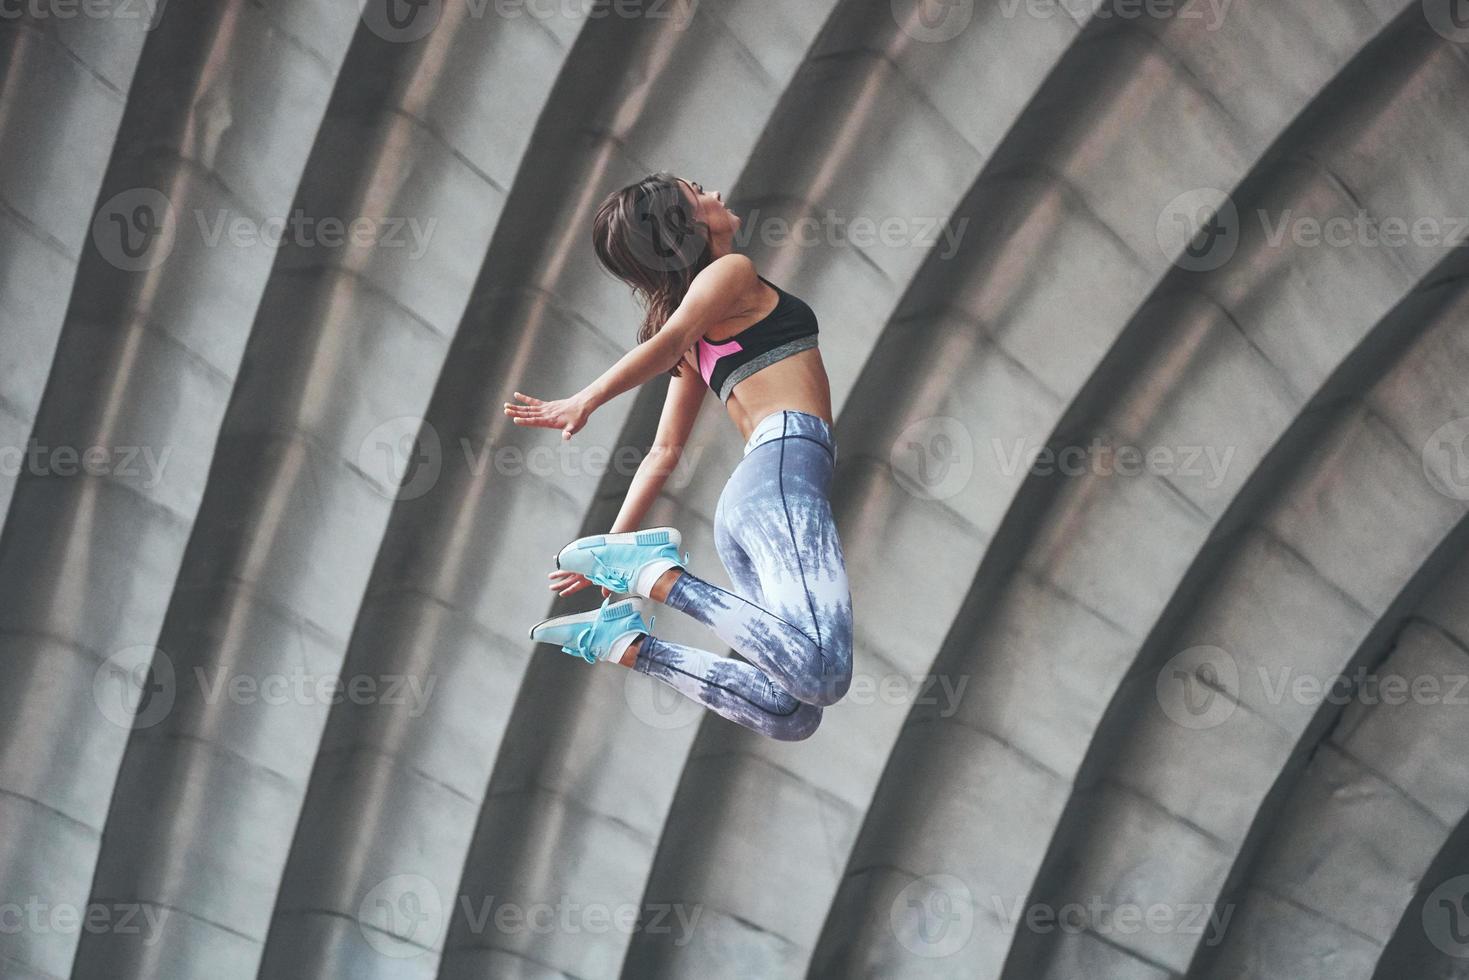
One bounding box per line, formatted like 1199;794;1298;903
679;178;740;241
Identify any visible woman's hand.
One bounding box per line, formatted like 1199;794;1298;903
547;569;612;598
503;391;593;440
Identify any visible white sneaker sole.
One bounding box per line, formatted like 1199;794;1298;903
528;596;652;643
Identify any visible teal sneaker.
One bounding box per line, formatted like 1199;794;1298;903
555;526;688;598
529;596;654;664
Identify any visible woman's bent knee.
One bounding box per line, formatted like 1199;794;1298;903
771;703;823;741
786;642;852;707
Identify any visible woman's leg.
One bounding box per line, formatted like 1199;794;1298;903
631;636;821;741
622;466;823;740
655;425;853;706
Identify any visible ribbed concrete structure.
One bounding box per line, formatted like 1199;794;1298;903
2;2;1467;978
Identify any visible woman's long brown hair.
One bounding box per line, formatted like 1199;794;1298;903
591;172;713;377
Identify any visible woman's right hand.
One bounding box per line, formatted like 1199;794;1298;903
548;569;612;598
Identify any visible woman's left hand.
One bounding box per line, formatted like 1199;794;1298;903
503;391;592;440
547;569;612;598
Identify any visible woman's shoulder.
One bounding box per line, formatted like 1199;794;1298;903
682;254;761;340
694;252;758;292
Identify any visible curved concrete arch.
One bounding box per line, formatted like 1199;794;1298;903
6;5;1469;980
434;3;923;976
216;5;842;979
599;3;1421;975
454;4;1087;979
63;7;577;979
0;4;357;977
999;26;1469;974
810;9;1465;978
669;3;1421;975
1190;537;1469;978
0;10;148;518
1002;258;1469;980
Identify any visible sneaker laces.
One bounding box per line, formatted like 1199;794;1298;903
561;623;598;664
590;552;634;594
560;604;650;664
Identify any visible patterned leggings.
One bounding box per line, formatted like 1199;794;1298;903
634;410;854;741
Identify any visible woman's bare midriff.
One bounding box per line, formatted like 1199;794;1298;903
722;347;833;443
697;273;833;441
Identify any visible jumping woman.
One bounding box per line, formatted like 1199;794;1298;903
504;173;853;741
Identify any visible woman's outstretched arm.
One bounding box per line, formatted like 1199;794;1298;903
549;350;706;597
505;253;752;439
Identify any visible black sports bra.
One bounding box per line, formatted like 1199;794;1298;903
693;276;819;401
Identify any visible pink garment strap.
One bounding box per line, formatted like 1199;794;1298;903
697;336;743;388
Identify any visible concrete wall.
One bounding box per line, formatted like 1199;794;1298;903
1;2;1466;978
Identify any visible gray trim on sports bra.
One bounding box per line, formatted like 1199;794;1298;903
712;335;818;402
